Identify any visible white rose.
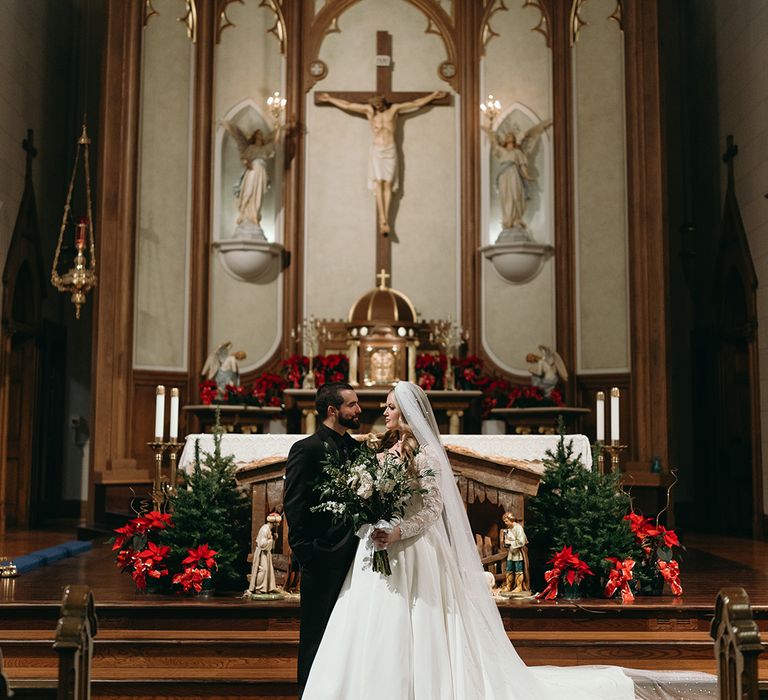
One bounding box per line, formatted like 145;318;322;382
356;473;374;500
377;478;395;494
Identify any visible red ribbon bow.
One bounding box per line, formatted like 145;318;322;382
604;557;635;603
535;566;562;600
657;559;683;596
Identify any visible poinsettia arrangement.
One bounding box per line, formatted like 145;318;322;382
624;512;684;596
112;511;173;592
536;545;594;600
313;353;349;386
113;512;221;595
172;544;219;594
415;353;447;390
250;372;287;407
282;354;310;388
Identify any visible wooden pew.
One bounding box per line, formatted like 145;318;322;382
2;585;97;700
53;584;98;700
710;587;766;700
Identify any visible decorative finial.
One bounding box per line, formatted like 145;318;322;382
376;268;391;289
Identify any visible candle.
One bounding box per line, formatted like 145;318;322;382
75;218;88;249
154;385;165;441
596;391;605;442
169;387;179;441
610;387;620;442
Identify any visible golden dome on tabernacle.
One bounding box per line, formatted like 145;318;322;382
348;269;417;325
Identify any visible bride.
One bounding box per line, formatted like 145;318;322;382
303;381;634;699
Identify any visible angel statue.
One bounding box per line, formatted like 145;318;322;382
201;341;247;396
221;119;281;237
482;118;552;233
526;344;567;397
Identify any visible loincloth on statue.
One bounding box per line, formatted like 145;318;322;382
368;143;399;192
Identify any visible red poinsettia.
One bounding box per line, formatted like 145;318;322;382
182;544;218;570
416;353;447;390
282;354;310;388
624;511;684;596
536;545;594;600
313;354;349;386
604;557;636;603
172;566;212;594
250;372;287;407
199;379;218;405
112;511;174;591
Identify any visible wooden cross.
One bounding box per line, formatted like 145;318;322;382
722;134;738;188
315;31;450;288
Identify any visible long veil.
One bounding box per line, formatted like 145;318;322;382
393;381;635;700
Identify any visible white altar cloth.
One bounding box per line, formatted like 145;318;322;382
178;433;593;473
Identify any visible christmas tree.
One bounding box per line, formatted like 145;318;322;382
162;415;251;590
528;433;638;595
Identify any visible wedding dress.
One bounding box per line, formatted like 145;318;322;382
302;383;663;699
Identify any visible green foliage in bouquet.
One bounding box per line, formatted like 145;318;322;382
528;434;638;595
161;417;251;590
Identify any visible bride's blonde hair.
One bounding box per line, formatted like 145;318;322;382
368;393;419;468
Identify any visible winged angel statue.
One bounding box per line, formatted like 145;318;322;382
482;119;552;231
201;341;246;395
526;345;567;397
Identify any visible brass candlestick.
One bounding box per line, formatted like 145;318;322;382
165;440;183;498
147;441;168;510
596;440;605;474
602;440;627;473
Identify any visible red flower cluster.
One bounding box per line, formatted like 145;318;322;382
282;354;310;388
415;353;447;390
313;354;349;386
112;511;174;591
535;545;594;600
251;372;287;407
172;544;218;594
624;512;683;596
199;380;218;406
452;355;486;390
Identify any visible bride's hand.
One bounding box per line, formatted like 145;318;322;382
372;526;401;548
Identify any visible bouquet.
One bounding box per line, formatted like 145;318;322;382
311;442;433;575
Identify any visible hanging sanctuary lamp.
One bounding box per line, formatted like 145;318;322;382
51;121;97;319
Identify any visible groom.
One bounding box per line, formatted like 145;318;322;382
284;382;362;694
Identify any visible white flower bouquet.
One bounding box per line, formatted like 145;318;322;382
312;440;431;575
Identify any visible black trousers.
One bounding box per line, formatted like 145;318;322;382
297;564;350;695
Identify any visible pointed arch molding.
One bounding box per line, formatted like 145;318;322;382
480;0;552;54
216;0;287;52
304;0;458;93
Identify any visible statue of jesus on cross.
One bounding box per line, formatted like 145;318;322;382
318;89;446;235
315;31;450;239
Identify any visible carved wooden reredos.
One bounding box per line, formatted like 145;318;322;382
89;0;668;523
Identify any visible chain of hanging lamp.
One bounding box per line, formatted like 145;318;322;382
50;121;97;319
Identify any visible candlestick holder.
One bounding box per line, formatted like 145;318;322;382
602;441;627;473
165;440;183;498
147;441;168;510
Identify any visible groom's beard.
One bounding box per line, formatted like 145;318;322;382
338;414;360;430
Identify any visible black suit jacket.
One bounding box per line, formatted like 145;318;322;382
284;424;359;570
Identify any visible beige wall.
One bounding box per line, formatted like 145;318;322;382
713;1;768;511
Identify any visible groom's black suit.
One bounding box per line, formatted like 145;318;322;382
284;424;359;693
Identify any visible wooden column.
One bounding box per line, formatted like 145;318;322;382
623;0;670;473
89;0;143;525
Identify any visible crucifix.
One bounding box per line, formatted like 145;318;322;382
315;31;451;286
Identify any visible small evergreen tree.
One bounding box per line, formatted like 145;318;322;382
162;417;251;590
528;434;639;595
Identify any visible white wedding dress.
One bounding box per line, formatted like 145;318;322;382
303;382;636;700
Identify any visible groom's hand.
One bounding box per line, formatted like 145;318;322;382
372;526;401;548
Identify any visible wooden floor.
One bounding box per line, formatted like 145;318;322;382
1;526;767;698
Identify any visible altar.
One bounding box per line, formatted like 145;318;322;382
179;433;593;554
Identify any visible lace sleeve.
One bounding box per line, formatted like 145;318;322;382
398;446;444;540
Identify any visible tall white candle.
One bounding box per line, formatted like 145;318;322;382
154;385;165;441
169;387;179;441
596;391;605;442
610;387;620;442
